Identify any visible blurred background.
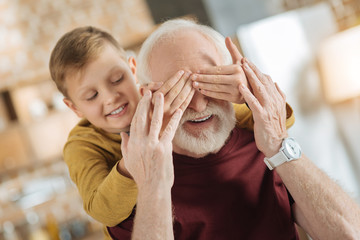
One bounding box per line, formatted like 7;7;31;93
0;0;359;239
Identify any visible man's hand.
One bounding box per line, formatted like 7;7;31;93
190;37;248;104
238;58;288;157
120;90;183;191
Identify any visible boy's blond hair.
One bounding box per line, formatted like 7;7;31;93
49;26;127;98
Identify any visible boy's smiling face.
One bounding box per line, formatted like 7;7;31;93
63;43;140;133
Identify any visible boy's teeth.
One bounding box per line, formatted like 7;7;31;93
190;115;212;123
110;105;125;115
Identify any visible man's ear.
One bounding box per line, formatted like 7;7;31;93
63;98;84;118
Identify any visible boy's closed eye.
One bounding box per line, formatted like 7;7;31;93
112;75;124;84
87;92;98;101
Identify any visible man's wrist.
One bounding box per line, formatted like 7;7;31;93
138;183;172;202
263;142;282;158
116;159;133;179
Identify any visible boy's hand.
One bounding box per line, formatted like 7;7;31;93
153;70;195;116
143;70;194;129
120;90;183;191
190;37;248;104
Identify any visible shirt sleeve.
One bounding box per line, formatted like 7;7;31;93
64;141;138;227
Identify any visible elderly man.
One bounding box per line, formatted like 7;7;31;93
115;19;360;240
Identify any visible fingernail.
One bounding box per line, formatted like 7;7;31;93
196;70;201;74
193;81;199;87
157;92;163;99
155;82;163;86
179;70;184;75
185;71;191;77
145;90;151;96
239;83;245;89
192;74;197;80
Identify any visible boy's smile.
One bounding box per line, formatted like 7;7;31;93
106;103;128;118
63;43;140;133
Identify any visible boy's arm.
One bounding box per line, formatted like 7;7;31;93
64;141;137;227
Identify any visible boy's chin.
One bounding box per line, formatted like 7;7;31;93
119;125;131;133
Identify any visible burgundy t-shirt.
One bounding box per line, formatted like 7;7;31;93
108;128;299;240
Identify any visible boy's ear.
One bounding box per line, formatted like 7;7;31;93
128;56;139;85
63;98;84;118
128;56;137;75
139;86;146;96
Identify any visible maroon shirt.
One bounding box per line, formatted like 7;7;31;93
108;128;299;240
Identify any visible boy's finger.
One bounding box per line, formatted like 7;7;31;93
192;73;239;85
161;109;183;143
144;82;163;92
153;70;186;103
193;81;232;93
196;64;241;76
149;92;164;139
164;71;191;105
170;79;193;111
179;88;195;112
198;89;232;102
225;37;243;64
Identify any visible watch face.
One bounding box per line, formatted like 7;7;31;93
284;138;302;159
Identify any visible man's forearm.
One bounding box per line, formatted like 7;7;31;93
276;155;360;239
132;186;174;240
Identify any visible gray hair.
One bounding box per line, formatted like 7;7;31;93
136;18;232;85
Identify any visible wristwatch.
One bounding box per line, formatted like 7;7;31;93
264;137;302;170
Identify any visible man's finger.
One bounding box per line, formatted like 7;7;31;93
161;109;183;143
238;83;262;114
149;92;164;139
225;37;243;64
120;132;129;159
133;90;152;136
242;62;266;104
275;82;286;101
244;58;269;86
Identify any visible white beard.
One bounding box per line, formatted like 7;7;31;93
173;101;236;157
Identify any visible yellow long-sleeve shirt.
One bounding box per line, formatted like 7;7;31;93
63;103;295;238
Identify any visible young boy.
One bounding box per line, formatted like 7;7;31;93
49;26;292;239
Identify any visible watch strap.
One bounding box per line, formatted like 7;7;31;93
264;150;289;170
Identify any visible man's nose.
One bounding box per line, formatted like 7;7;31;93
188;91;208;112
